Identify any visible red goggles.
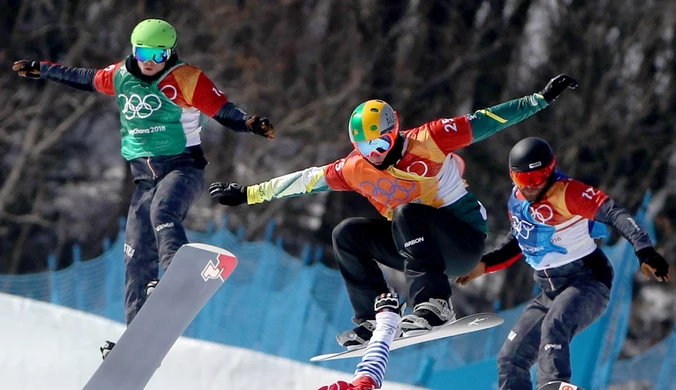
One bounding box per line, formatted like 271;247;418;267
510;158;556;188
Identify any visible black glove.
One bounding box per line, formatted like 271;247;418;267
374;292;402;314
209;182;248;206
246;115;274;139
539;74;578;103
12;59;41;79
636;247;670;281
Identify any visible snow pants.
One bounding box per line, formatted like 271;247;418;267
498;248;613;389
332;202;486;322
123;146;207;325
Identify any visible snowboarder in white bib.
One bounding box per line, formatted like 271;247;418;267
13;19;275;358
456;137;670;389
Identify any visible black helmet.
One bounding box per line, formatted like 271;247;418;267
509;137;555;172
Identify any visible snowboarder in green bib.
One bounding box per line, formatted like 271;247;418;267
12;19;274;358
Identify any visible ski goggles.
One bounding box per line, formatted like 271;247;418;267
510;159;556;188
354;131;398;161
133;46;172;64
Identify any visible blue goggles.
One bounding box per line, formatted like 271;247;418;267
133;46;172;64
355;133;396;159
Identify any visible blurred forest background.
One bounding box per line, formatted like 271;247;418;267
1;0;675;360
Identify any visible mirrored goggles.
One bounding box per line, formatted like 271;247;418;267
133;46;172;64
355;132;397;160
510;159;556;188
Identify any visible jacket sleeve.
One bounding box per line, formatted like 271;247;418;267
594;199;653;252
482;231;524;274
40;62;99;92
427;93;550;153
246;165;335;204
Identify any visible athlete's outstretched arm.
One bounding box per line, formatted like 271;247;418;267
12;59;115;92
185;67;274;138
209;157;356;206
426;75;577;154
561;179;669;281
595;199;670;281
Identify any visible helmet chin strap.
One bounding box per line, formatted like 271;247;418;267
371;132;406;171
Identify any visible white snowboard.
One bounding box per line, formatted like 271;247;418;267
310;312;503;362
82;243;238;390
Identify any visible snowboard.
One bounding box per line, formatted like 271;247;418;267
82;243;237;390
310;312;503;362
538;381;584;390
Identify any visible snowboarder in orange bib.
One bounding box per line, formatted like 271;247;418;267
211;75;577;348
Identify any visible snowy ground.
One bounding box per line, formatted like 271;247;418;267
0;292;424;390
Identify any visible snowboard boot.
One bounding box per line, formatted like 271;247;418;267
146;279;159;297
337;292;406;349
100;281;156;360
100;340;115;360
400;297;456;337
336;319;376;350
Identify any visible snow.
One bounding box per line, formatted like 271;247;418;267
0;292;423;390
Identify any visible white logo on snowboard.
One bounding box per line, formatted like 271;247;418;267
201;257;228;281
468;317;486;326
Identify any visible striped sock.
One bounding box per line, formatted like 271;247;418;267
352;311;401;388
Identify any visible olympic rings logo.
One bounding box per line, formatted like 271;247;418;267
118;93;162;120
359;178;416;203
530;204;553;223
160;85;178;101
511;215;535;239
406;161;428;176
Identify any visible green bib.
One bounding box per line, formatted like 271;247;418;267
114;60;189;160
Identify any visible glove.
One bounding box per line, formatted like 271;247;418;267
539;74;578;103
374;292;401;314
636;247;670;282
318;377;377;390
208;182;248;206
12;60;41;79
246;115;275;139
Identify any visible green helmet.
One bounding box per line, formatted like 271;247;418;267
130;19;177;49
348;99;399;144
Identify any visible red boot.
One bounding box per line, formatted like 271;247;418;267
317;376;378;390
